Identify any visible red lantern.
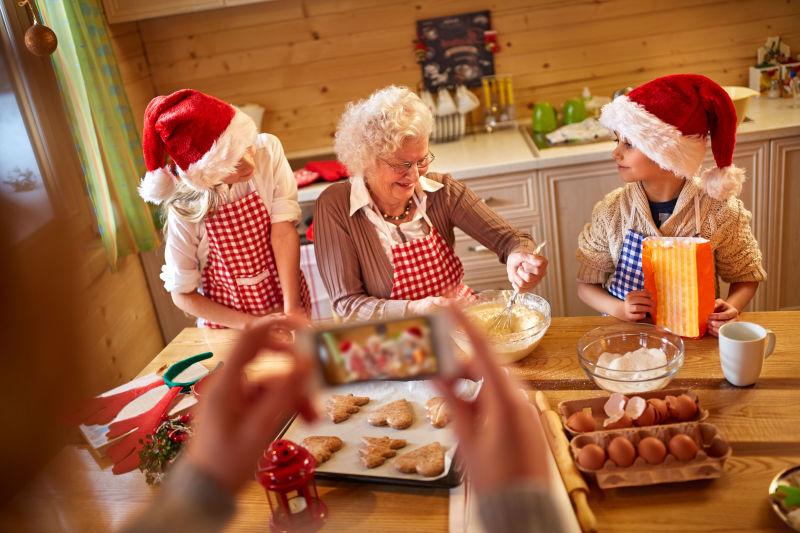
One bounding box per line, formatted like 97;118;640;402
256;439;328;532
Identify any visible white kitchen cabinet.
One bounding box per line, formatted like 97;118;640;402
102;0;268;24
455;213;547;292
455;171;549;301
766;136;800;311
535;159;621;317
704;139;770;311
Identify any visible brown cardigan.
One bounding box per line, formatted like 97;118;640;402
313;172;536;321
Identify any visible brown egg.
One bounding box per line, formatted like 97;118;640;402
577;443;607;470
604;414;633;430
567;411;597;433
607;436;636;467
634;404;658;427
637;436;667;465
647;398;669;423
668;434;699;461
667;394;698;421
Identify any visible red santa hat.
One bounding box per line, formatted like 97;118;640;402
138;89;257;204
600;74;745;200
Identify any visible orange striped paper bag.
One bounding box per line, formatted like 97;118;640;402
641;237;715;338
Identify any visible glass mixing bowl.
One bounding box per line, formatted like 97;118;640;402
577;323;684;393
453;290;551;364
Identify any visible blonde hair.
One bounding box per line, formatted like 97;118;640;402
161;179;225;229
334;86;433;176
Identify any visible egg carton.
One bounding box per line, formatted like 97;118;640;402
570;422;731;488
558;388;708;436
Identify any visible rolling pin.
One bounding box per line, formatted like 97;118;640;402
534;391;598;533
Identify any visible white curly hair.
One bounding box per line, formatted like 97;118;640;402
334;86;433;176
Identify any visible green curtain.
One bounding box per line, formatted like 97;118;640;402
39;0;159;267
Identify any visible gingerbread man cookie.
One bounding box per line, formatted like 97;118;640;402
325;394;370;423
367;399;414;429
301;436;344;465
425;397;450;428
358;436;407;469
393;442;445;477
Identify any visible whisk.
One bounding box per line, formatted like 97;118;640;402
487;241;547;333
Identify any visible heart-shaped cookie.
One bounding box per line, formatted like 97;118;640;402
301;436;344;465
325;393;370;423
425;397;450;428
393;442;445;477
358;436;407;469
367;399;414;429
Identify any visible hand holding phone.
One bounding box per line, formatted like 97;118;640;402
300;314;455;386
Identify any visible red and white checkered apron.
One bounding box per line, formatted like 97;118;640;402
201;190;310;328
387;206;472;300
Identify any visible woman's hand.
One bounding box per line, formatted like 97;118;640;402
707;298;739;337
435;306;549;494
408;296;454;316
183;315;317;493
506;251;548;292
613;290;653;322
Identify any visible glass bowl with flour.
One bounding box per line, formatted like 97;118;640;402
577;323;684;393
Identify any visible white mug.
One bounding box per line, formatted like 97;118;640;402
718;321;776;386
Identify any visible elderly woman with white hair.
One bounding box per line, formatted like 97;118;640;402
314;86;548;320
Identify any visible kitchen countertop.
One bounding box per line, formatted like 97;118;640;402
297;97;800;204
8;311;799;532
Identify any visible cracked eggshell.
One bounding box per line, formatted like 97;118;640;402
634;403;658;427
566;411;597;433
669;394;698;421
647;398;669;423
604;413;633;429
604;393;628;418
624;396;647;419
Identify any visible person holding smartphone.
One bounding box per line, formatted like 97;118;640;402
120;310;568;533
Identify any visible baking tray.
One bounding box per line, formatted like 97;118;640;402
278;379;479;489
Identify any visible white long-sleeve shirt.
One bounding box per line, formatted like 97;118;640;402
160;133;301;294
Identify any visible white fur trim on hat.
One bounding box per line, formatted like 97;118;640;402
696;165;746;201
600;96;707;178
138;166;177;204
177;108;258;190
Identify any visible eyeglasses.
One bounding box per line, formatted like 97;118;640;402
380;152;436;175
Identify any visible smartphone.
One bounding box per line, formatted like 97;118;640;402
300;313;455;386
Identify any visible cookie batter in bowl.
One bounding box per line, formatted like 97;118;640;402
454;290;551;364
465;302;545;337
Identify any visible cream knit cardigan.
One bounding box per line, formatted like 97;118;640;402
576;180;767;286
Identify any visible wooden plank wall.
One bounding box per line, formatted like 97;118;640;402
109;21;158;135
65;21;165;391
118;0;800;155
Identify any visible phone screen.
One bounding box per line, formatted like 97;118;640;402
311;316;443;385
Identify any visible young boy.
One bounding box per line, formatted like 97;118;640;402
576;74;766;336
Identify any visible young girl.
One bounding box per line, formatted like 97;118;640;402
576;74;766;336
138;89;309;329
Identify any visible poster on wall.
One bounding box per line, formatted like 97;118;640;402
416;11;495;91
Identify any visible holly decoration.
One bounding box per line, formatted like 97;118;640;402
413;39;427;64
483;30;499;54
137;413;194;485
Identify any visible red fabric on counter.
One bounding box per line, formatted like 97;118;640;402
305;160;349;182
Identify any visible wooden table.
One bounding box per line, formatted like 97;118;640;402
6;312;799;532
